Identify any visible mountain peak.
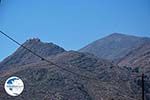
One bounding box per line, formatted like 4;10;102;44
108;33;139;38
23;38;57;47
26;38;41;42
79;33;149;60
110;33;125;36
23;38;41;45
0;39;65;70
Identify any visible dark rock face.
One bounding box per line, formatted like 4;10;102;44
0;38;65;70
79;33;149;61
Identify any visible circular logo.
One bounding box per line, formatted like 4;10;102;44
4;76;24;96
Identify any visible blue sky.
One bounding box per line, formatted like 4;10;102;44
0;0;150;61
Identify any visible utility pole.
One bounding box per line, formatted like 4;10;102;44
142;73;145;100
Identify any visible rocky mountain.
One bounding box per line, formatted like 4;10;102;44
79;33;150;61
0;36;149;100
0;51;141;100
111;37;150;100
0;38;65;70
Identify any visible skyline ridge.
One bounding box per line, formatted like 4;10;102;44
0;32;150;61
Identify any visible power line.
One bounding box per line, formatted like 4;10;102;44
0;30;140;100
142;73;145;100
0;30;98;81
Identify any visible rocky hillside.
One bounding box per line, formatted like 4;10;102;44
0;36;149;100
116;39;150;100
79;33;150;61
0;51;141;100
0;38;65;70
118;41;150;68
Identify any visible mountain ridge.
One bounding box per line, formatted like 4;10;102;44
79;33;150;61
0;38;65;70
0;33;150;99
